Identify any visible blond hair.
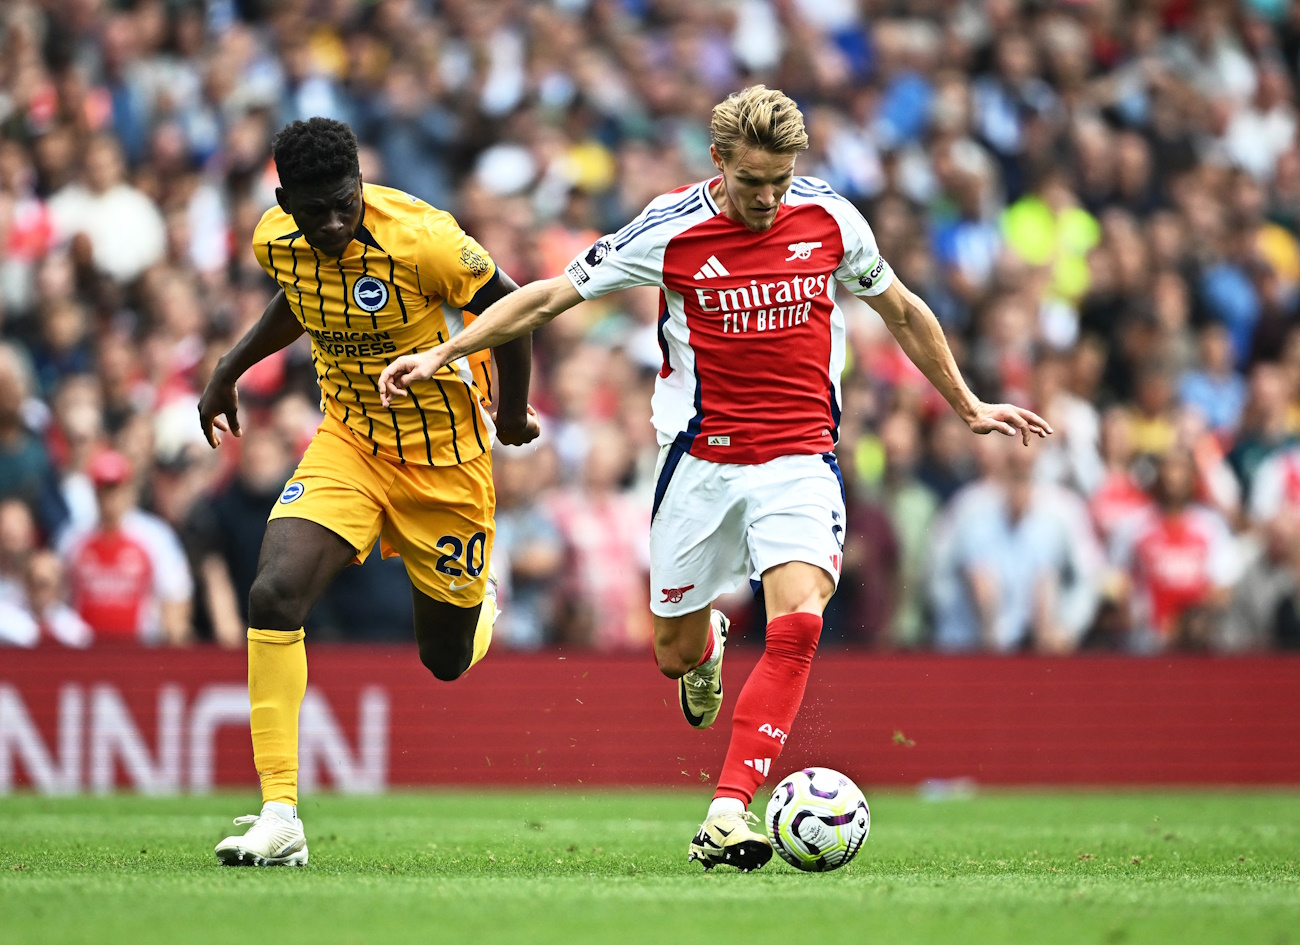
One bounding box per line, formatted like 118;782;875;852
710;85;809;162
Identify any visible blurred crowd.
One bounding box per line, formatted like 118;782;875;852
4;0;1300;654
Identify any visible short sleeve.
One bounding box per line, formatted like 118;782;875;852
830;200;895;298
1249;452;1287;524
1203;511;1242;590
1109;512;1145;570
251;207;293;283
415;209;497;310
134;517;194;604
252;241;274;281
563;220;669;300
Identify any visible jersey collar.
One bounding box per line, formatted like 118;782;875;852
702;176;721;215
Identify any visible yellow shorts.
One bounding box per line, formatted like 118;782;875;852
268;415;495;607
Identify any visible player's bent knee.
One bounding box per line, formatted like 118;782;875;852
418;640;473;682
423;657;469;682
654;645;695;679
412;599;478;681
652;612;711;678
655;654;686;679
247;571;311;631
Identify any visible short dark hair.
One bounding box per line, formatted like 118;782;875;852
271;117;360;190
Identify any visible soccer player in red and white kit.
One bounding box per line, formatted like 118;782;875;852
380;86;1051;870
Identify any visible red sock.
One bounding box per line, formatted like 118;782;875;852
693;623;716;668
714;612;822;805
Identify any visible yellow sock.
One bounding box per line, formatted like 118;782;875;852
468;598;495;671
247;628;307;806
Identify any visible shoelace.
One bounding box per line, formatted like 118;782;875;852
232;815;259;826
710;809;762;830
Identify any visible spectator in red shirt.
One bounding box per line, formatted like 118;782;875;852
61;449;192;644
1114;448;1239;651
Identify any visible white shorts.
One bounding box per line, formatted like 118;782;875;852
649;446;846;617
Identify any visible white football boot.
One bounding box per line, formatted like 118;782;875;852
678;610;728;729
215;805;309;867
485;560;501;625
687;810;773;872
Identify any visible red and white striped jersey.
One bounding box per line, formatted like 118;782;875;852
564;177;894;466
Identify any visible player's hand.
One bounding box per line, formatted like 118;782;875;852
966;402;1053;446
495;404;541;446
379;348;448;406
197;370;241;448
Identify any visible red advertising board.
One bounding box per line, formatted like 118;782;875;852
2;647;1298;793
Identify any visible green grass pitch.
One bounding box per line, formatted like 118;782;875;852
1;790;1297;945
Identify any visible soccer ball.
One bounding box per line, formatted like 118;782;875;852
764;767;870;871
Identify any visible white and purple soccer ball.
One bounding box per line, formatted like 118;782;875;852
764;767;870;872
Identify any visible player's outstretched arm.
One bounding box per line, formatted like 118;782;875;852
379;275;582;407
464;270;539;446
870;279;1053;445
198;290;305;447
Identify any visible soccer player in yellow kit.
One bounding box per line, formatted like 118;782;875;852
198;118;538;866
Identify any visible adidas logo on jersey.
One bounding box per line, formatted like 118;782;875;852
693;255;730;280
743;758;772;776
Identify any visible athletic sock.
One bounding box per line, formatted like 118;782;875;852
713;612;822;806
691;614;719;670
247;628;307;806
707;796;746;818
468;597;494;671
262;801;298;824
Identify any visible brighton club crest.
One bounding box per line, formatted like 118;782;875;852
352;275;389;313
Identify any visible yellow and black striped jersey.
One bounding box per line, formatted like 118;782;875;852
253;184;497;467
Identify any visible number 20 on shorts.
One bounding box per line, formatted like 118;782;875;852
434;531;487;578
